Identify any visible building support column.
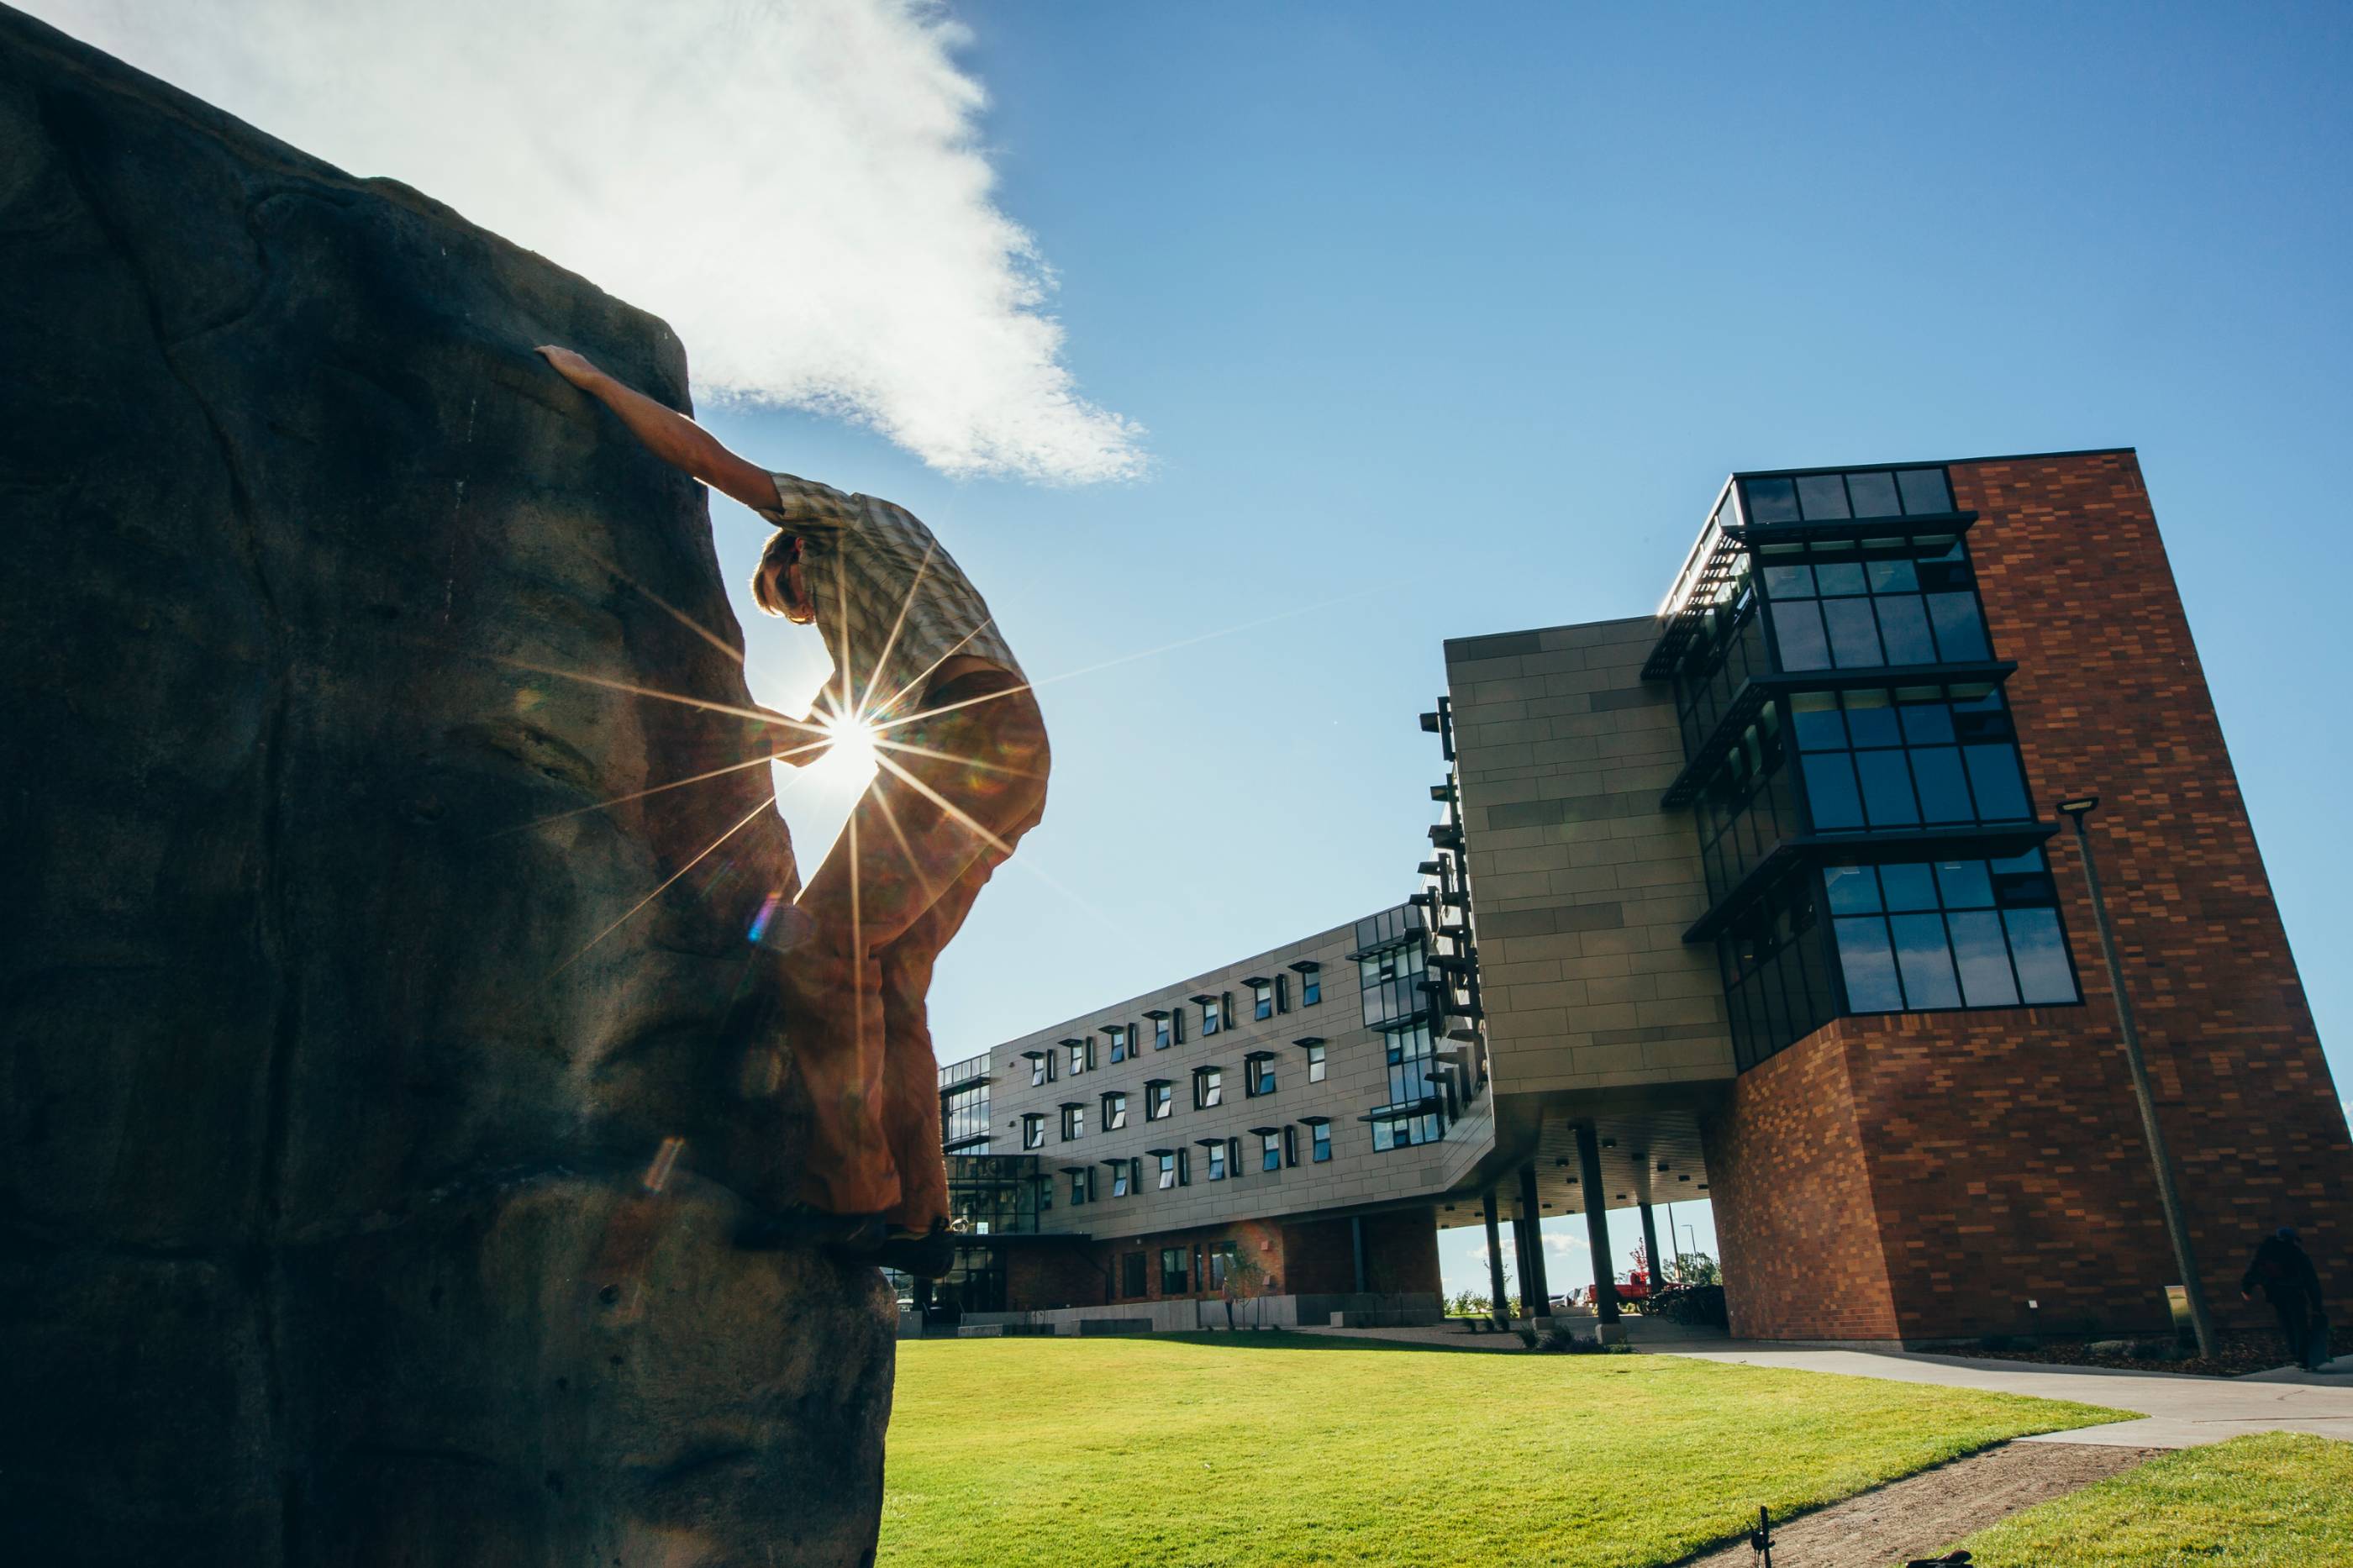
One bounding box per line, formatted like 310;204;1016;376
1349;1215;1368;1295
1515;1162;1550;1318
1639;1200;1663;1292
1481;1187;1510;1326
1577;1123;1622;1334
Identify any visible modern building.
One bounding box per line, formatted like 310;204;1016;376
939;448;2353;1344
922;906;1493;1329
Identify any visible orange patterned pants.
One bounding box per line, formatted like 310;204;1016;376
779;670;1047;1230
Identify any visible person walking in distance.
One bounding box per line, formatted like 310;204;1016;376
2240;1225;2329;1371
538;346;1049;1278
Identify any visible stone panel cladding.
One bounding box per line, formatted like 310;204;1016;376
1713;450;2353;1341
1444;618;1735;1097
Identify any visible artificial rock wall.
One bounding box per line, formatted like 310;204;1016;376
0;8;892;1564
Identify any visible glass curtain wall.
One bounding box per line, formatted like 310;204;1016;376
1668;465;2083;1071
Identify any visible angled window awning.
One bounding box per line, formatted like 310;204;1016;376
1291;1037;1324;1049
1141;1008;1171;1019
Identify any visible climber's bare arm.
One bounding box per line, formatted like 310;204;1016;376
536;346;776;513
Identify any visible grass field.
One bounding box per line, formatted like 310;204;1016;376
1950;1432;2353;1567
881;1334;2123;1567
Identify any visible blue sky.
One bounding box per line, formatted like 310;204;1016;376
687;3;2353;1296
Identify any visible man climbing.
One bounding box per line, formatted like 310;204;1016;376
538;346;1049;1279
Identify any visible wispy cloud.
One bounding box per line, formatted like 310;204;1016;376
36;0;1144;482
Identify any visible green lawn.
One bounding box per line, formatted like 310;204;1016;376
882;1333;2123;1567
1950;1432;2353;1567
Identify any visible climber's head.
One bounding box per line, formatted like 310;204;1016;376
752;530;814;624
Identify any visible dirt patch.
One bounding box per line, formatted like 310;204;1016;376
1930;1326;2347;1380
1678;1441;2159;1568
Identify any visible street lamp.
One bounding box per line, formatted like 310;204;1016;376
2056;794;2219;1360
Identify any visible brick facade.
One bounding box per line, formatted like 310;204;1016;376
1712;450;2353;1342
993;1208;1442;1313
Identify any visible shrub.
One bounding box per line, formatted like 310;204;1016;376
1650;1284;1729;1328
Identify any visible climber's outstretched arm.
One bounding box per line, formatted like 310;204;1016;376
536;346;776;513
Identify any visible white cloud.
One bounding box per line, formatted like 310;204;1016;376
1540;1232;1587;1257
34;0;1144;482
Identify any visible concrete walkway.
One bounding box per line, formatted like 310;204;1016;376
1664;1346;2353;1448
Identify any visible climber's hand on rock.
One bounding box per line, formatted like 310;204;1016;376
537;345;604;389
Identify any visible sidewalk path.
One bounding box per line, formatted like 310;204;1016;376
1662;1346;2353;1448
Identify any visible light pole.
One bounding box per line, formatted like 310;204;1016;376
2056;794;2219;1360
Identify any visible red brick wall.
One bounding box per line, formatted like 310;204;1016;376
1002;1245;1110;1311
1004;1218;1293;1310
1701;1039;1900;1340
1717;450;2353;1341
1277;1209;1441;1295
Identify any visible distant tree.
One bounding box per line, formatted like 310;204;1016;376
1219;1243;1268;1329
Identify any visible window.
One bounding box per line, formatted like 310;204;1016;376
1379;1023;1444;1140
1161;1246;1189;1294
1303;1040;1327;1082
1791;685;2032;832
1060;1104;1084;1140
1204;1140;1229;1181
1150;1010;1175;1050
1108;1158;1137;1198
1275;973;1291;1013
1208;1242;1239;1291
1155;1151;1179;1190
1193;1066;1224;1109
1245;1054;1277;1097
1067;1167;1093;1204
1122;1252;1147;1297
1310;1121;1332;1163
1282;1125;1300;1166
1026;1051;1049;1087
1717;867;1840;1073
1294;961;1322;1006
1261;1132;1283;1171
1250;979;1275;1020
1757;536;1991;673
1105;1023;1132;1063
1690;700;1803;908
1740;466;1954;526
1020;1113;1045;1150
1145;1080;1173;1120
1357;939;1429;1029
1200;994;1224;1035
1827;851;2080;1013
1065;1037;1093;1075
942;1081;989;1149
1102;1091;1128;1131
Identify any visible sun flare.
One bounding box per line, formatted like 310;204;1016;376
813;708;882;787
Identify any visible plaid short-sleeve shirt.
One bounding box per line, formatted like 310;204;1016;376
755;472;1025;724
